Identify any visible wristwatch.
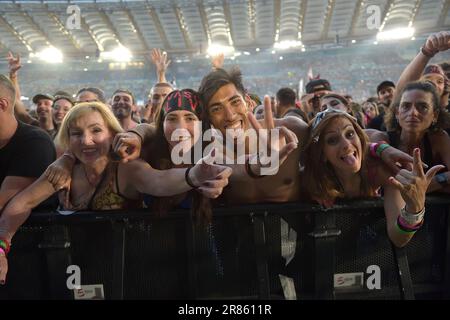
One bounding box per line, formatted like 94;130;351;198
435;173;449;187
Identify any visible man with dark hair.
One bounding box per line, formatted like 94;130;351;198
197;67;306;204
142;82;173;123
111;89;139;130
377;80;396;107
0;75;56;212
33;93;57;139
275;87;307;121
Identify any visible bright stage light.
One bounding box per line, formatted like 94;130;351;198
376;27;415;41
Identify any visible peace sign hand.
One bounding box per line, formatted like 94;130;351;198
389;148;444;213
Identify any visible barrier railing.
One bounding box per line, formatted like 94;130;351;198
1;195;449;300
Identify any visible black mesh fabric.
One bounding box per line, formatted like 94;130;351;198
0;226;47;299
1;201;448;300
334;209;400;299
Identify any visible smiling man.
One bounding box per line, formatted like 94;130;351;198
33;93;57;139
197;67;308;205
111;89;139;131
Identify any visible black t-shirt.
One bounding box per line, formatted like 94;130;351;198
367;114;386;131
0;121;56;186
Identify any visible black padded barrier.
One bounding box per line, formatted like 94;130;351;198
0;195;449;300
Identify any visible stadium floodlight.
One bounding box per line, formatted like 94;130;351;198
207;43;235;56
274;40;302;50
36;46;63;63
376;27;415;41
100;45;132;62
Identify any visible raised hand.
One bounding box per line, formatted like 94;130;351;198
211;53;224;69
189;148;232;198
150;48;171;76
7;51;21;75
380;145;416;173
389;148;444;213
246;95;298;175
112;132;142;163
424;31;450;55
44;154;74;191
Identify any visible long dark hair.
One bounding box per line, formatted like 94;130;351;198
142;89;212;224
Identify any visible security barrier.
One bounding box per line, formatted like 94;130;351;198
1;195;449;300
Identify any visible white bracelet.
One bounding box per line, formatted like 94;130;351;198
400;206;425;225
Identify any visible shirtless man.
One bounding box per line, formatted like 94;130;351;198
107;69;304;204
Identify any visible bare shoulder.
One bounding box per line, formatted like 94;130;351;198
429;129;450;142
365;129;389;142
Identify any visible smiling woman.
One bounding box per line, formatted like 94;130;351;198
302;108;444;248
0;101;232;283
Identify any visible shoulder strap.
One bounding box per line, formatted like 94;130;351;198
86;166;109;211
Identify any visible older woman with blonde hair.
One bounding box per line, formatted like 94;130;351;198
0;101;231;283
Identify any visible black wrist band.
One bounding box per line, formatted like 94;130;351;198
185;166;199;188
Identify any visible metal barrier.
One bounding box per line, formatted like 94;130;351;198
1;195;449;300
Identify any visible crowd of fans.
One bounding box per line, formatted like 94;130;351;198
1;31;450;289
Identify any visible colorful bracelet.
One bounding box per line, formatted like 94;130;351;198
369;143;378;158
396;215;423;234
376;143;390;157
0;248;5;256
0;238;11;256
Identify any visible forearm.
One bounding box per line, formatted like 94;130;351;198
9;73;21;99
136;167;192;196
129;123;155;143
395;52;430;100
387;219;415;248
0;178;56;242
157;71;167;83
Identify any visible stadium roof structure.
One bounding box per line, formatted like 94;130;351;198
0;0;449;59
